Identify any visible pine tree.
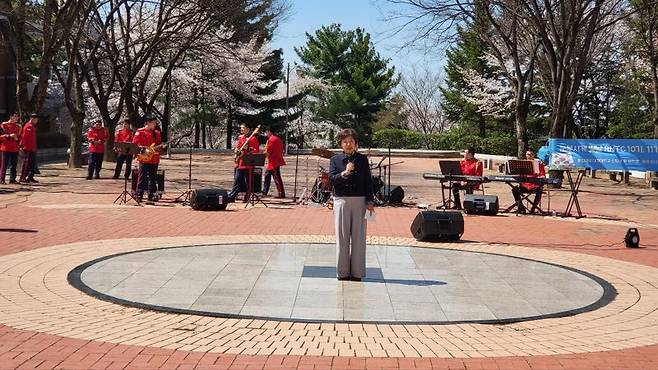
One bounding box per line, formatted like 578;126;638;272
296;24;398;145
440;6;494;138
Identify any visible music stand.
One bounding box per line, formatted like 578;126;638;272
437;160;462;209
506;160;535;175
242;153;267;208
439;160;462;176
113;142;141;205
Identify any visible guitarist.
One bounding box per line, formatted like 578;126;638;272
228;123;260;202
132;116;163;202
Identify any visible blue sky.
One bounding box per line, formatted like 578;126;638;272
270;0;447;78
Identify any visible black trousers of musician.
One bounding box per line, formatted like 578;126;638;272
512;186;543;213
87;153;104;179
228;168;249;201
135;162;158;200
451;183;476;209
114;154;133;179
263;166;285;197
1;151;18;183
20;151;37;182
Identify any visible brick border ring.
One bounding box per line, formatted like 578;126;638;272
0;235;657;358
66;243;617;326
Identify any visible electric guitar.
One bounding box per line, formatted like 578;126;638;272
234;125;261;163
137;142;168;162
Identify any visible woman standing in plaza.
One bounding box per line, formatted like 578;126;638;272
329;128;375;281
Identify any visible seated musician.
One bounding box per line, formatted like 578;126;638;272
511;148;546;213
452;146;483;209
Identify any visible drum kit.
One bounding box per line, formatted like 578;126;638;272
309;148;402;205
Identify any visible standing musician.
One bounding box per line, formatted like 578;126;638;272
262;127;286;198
132;116;164;202
511;148;546;213
451;146;484;209
228;123;260;202
113;119;134;179
0;113;22;184
86;120;109;180
19;113;39;184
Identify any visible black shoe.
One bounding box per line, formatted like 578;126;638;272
28;178;38;183
112;175;119;179
9;180;17;184
94;175;101;180
337;277;350;281
0;181;5;185
86;176;92;180
350;277;362;282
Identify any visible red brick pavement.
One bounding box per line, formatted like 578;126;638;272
1;158;658;369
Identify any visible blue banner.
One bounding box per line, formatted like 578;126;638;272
547;139;658;171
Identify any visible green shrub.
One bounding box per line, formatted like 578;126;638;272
372;128;519;156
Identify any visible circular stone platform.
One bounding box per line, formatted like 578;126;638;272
70;243;613;323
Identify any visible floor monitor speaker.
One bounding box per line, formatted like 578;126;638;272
463;194;499;216
410;211;464;241
381;185;404;204
190;188;229;211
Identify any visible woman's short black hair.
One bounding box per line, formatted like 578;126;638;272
466;146;476;156
336;128;359;146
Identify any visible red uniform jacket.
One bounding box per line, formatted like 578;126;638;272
19;120;37;152
460;159;484;189
235;135;260;170
87;127;109;153
522;160;546;191
115;128;133;143
265;134;286;170
132;128;162;164
0;122;21;153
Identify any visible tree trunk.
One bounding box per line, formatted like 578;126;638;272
68;113;85;168
515;104;528;159
202;121;207;149
14;2;29;116
194;119;200;148
226;106;233;149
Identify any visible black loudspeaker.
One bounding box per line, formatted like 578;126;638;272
625;228;640;248
131;169;165;193
410;211;464;241
190;188;229;211
381;185;404;204
463;194;499;216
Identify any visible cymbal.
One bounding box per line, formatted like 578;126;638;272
311;148;336;159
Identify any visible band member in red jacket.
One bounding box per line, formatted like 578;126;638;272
113;119;134;179
512;148;546;213
86;120;109;180
228;123;259;202
262;127;286;198
0;113;22;184
451;146;484;209
132;116;163;202
19;114;39;184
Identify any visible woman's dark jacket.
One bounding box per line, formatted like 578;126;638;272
329;151;374;203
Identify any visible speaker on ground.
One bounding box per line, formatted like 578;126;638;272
190;188;229;211
463;194;499;216
381;185;404;204
410;211;464;241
